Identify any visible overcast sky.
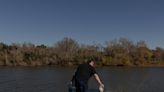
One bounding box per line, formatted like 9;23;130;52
0;0;164;49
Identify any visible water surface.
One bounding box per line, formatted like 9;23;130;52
0;67;164;92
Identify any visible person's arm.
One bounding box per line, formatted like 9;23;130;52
71;70;77;82
94;74;104;87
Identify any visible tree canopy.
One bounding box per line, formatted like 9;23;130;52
0;37;164;67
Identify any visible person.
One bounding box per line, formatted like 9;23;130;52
71;59;104;92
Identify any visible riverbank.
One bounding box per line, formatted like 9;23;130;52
0;62;164;68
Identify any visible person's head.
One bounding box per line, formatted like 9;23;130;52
87;58;96;67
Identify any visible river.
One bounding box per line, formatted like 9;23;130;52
0;67;164;92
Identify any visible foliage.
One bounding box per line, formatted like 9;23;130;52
0;37;164;66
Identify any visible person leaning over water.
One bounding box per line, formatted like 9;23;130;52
71;59;104;92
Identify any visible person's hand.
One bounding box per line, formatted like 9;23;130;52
99;83;104;92
67;81;72;87
70;81;73;85
100;83;104;88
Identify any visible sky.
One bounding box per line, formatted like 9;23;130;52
0;0;164;49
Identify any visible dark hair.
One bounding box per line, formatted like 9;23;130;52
87;58;96;64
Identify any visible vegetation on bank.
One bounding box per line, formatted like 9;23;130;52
0;37;164;67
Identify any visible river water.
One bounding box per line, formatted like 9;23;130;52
0;67;164;92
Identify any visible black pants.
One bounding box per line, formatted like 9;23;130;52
75;80;88;92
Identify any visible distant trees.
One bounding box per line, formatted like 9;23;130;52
0;37;164;67
54;37;79;65
103;38;163;66
152;47;164;64
104;38;133;66
131;41;153;65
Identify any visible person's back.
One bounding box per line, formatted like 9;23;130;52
75;63;96;84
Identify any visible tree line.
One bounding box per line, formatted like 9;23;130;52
0;37;164;67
